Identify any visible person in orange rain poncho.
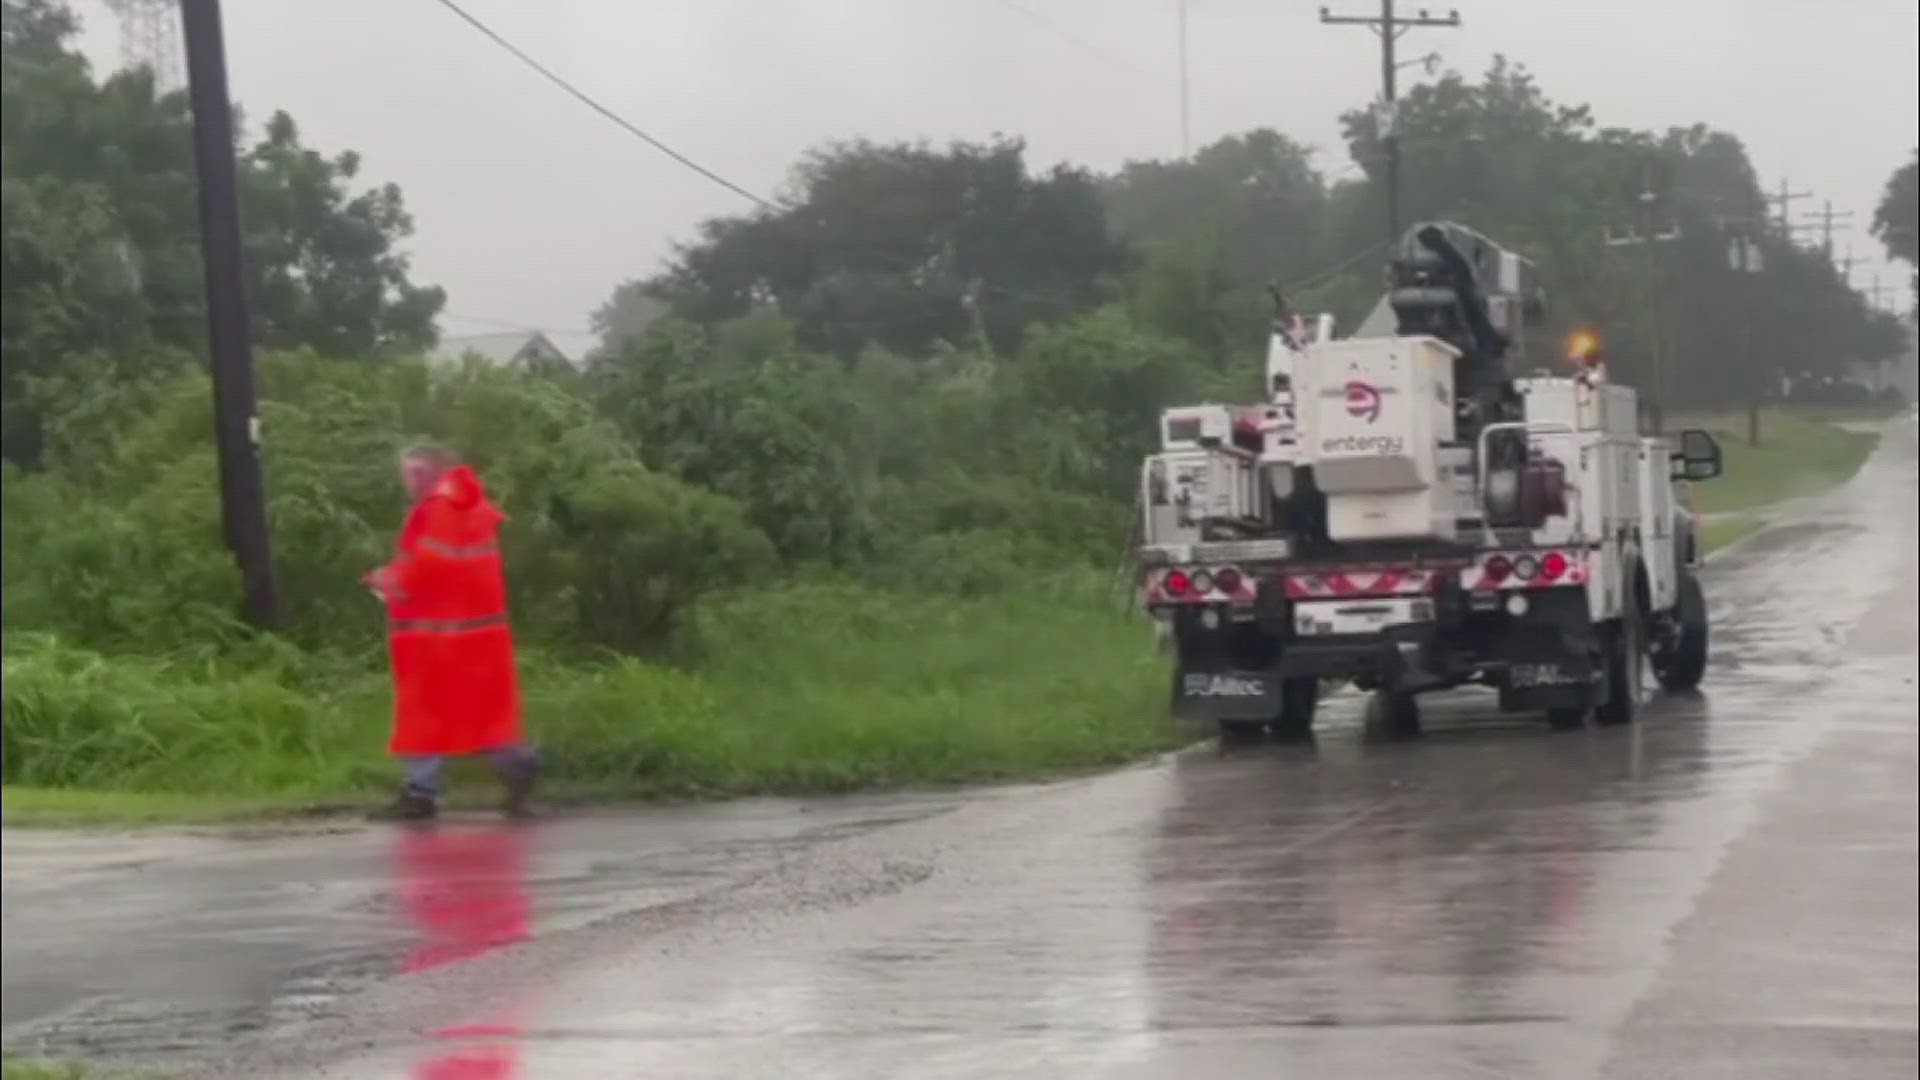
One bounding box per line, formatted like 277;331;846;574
364;445;538;822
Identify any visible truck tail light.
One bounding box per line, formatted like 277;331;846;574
1190;569;1215;594
1483;555;1512;585
1512;554;1539;581
1215;567;1244;594
1540;551;1569;582
1164;569;1192;597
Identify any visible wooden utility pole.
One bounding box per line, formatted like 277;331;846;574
1604;161;1680;431
1860;275;1904;312
1177;0;1190;156
1319;2;1460;247
1766;178;1811;234
179;0;279;628
1724;227;1767;446
1799;199;1854;262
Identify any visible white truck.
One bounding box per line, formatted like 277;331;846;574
1138;222;1724;741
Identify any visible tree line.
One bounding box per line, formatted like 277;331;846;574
2;0;1910;656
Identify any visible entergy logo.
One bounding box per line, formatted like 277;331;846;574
1345;380;1384;423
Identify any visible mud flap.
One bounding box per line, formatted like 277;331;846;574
1497;655;1601;711
1173;670;1281;720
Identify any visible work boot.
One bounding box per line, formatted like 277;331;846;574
500;758;540;821
367;790;438;822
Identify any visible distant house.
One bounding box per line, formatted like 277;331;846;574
1840;315;1917;402
1843;358;1897;395
429;331;573;374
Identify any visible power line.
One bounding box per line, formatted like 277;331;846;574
443;311;593;337
420;0;1171;330
1284;240;1390;295
427;0;776;210
991;0;1167;82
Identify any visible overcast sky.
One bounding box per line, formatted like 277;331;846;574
72;0;1920;355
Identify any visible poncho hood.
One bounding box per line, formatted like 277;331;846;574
434;465;504;525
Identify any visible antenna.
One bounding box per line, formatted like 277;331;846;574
105;0;185;94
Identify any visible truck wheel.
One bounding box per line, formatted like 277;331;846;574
1363;690;1422;741
1653;571;1709;692
1218;719;1267;746
1596;610;1644;727
1269;677;1320;742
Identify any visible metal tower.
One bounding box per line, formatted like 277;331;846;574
105;0;185;94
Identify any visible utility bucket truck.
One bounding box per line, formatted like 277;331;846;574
1138;223;1724;741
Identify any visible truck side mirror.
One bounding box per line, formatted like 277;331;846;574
1671;428;1722;481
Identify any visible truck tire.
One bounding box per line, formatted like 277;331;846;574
1596;597;1644;727
1269;677;1321;742
1653;570;1709;692
1363;690;1422;741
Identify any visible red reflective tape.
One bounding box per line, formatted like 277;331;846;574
417;537;500;559
388;613;508;633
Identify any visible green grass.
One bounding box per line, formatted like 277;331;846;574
0;789;344;827
1698;515;1763;556
0;1062;86;1080
1678;409;1878;516
0;1059;159;1080
7;411;1879;827
1668;409;1880;559
3;579;1177;825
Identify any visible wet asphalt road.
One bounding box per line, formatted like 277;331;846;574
4;419;1916;1080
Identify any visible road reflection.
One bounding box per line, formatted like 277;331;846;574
393;825;532;1080
1145;694;1715;1073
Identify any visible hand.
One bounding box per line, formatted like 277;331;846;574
362;566;396;601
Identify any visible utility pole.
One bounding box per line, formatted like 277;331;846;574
1177;0;1190;156
1766;178;1811;234
1604;160;1680;431
1319;2;1461;246
1725;228;1766;446
1831;242;1862;278
1860;275;1903;312
179;0;278;628
1799;199;1854;262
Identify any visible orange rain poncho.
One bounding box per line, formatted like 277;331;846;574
378;465;522;755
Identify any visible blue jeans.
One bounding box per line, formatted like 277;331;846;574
401;745;538;799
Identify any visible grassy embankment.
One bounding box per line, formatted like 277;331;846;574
1;1062;124;1080
1677;407;1884;554
3;579;1175;826
0;1059;159;1080
2;411;1885;827
1;1063;84;1080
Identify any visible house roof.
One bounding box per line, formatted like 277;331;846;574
429;330;572;369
